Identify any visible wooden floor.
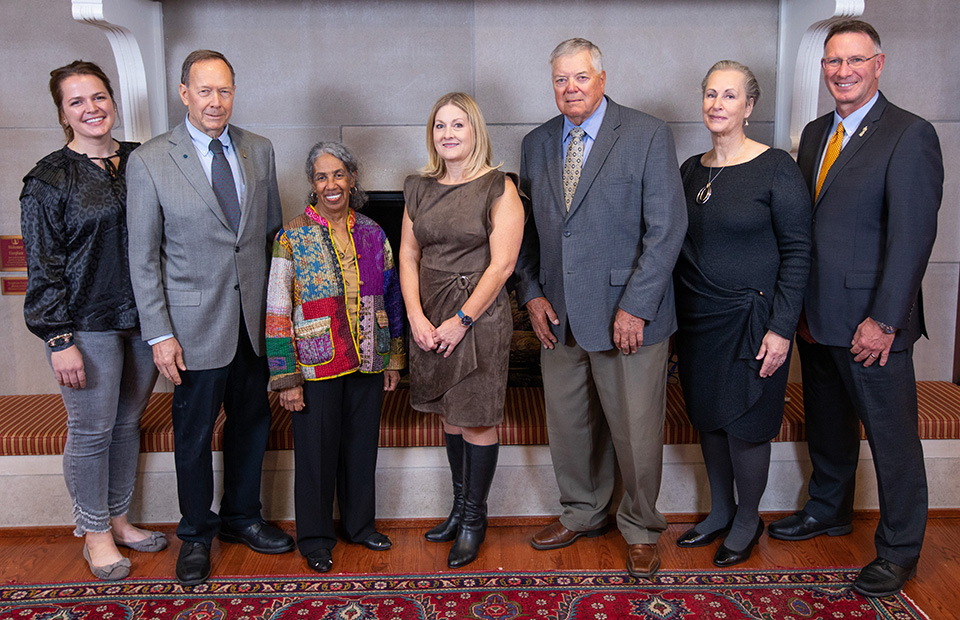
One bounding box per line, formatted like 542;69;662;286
1;514;957;616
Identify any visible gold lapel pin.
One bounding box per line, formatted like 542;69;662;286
859;126;868;137
242;148;247;159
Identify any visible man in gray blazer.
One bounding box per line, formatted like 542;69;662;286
127;50;291;586
514;38;687;579
767;21;943;597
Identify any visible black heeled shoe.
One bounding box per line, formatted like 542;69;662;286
306;549;333;573
713;520;764;567
675;518;735;548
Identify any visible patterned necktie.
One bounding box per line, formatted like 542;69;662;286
563;127;586;211
209;138;241;232
815;121;844;200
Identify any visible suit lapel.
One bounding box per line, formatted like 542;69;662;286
540;118;565;215
815;94;888;212
231;127;254;238
169;123;232;231
566;97;620;219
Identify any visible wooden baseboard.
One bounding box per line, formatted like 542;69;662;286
3;509;958;538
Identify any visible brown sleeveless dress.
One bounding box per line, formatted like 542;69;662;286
403;170;514;427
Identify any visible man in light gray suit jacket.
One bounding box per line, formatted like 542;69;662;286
514;38;687;579
127;50;291;587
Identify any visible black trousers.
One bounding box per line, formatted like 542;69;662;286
171;320;271;544
293;371;384;556
797;338;927;566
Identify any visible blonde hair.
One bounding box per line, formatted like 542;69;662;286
421;92;497;180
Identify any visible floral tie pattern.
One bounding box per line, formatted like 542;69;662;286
563;127;585;211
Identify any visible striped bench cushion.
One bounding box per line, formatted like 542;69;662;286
0;382;957;456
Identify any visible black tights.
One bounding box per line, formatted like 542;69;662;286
695;429;771;551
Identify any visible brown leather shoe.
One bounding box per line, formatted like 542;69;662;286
627;543;661;579
530;520;608;550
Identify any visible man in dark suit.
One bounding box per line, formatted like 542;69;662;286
127;50;293;586
767;20;943;597
514;38;687;579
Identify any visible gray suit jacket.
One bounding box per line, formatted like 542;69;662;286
515;97;687;351
797;92;943;350
126;122;283;370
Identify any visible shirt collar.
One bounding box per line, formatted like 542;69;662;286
184;115;232;155
831;90;879;137
563;96;607;141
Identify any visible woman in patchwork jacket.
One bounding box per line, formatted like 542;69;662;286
266;141;405;574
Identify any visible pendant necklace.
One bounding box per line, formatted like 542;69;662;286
696;140;746;205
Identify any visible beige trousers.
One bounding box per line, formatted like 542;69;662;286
541;337;669;544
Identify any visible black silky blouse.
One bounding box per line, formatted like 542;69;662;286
20;142;141;348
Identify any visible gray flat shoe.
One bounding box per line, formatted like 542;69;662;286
83;544;131;581
113;530;168;553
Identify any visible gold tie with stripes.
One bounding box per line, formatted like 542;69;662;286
815;121;844;200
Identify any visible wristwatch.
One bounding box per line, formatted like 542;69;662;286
457;310;474;328
873;319;897;334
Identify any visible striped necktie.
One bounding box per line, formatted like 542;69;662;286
815;121;844;200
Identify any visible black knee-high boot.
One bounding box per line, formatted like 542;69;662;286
447;441;498;568
425;433;464;543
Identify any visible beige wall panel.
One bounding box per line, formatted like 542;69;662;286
161;0;475;129
914;262;958;381
473;0;779;125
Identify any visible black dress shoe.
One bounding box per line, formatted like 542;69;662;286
305;549;333;573
767;511;852;541
176;541;211;587
676;518;734;548
713;520;764;568
360;532;392;551
853;557;917;597
218;520;295;554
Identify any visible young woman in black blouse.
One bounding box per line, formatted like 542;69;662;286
20;61;164;580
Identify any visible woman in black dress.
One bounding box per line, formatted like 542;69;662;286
673;61;810;566
20;61;163;580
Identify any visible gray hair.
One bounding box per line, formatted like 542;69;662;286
549;38;603;73
701;60;761;106
180;50;235;86
305;141;368;210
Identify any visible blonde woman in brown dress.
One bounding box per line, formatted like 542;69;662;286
400;92;524;569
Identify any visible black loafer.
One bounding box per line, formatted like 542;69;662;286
176;541;211;587
713;520;764;568
306;549;333;573
676;518;734;548
360;531;392;551
218;520;295;554
767;511;852;541
853;557;917;597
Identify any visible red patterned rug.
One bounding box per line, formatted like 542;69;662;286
0;569;928;619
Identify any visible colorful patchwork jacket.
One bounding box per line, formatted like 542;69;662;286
266;207;405;389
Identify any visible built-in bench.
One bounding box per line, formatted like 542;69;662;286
2;382;959;527
2;382;959;457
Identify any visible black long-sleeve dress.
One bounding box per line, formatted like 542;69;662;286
674;148;811;442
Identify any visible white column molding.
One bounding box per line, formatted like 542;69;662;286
72;0;167;142
776;0;865;152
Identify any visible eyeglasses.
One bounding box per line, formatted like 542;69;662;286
821;54;880;70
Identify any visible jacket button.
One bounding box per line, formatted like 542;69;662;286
563;231;571;237
235;246;240;253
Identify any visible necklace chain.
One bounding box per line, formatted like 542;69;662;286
696;140;746;205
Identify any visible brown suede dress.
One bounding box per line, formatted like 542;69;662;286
403;170;514;427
